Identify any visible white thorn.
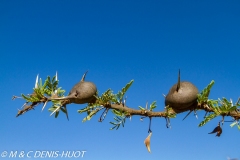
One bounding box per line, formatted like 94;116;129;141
35;74;39;88
194;111;198;119
230;98;233;106
42;101;48;111
195;114;198;119
21;103;27;108
162;94;166;97
123;96;127;106
206;104;210;109
55;71;58;81
218;98;223;105
54;71;58;94
50;106;61;116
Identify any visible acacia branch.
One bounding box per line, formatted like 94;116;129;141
13;74;240;132
102;102;240;119
14;93;240;122
12;73;240;154
105;103;167;117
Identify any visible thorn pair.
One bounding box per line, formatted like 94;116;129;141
35;71;58;89
182;109;198;120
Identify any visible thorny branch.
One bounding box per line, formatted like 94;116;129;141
12;73;240;154
12;73;240;131
14;97;240;120
97;102;240;119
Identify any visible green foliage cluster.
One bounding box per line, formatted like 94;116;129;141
139;101;157;112
198;81;240;129
77;80;134;128
78;102;102;122
21;75;66;117
165;106;177;118
197;80;215;104
96;80;134;105
21;75;65;102
110;109;127;130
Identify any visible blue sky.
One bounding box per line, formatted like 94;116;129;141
1;0;240;159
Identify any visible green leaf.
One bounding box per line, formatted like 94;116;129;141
60;107;67;114
112;109;121;116
199;113;218;127
214;98;238;114
116;124;120;130
51;76;56;83
77;102;99;114
229;106;237;112
110;115;126;130
21;94;33;102
121;121;124;127
167;113;177;118
198;80;215;103
164;106;177;118
139;106;145;110
110;122;117;125
114;117;119;122
21;94;40;102
33;88;44;98
48;105;59;112
230;121;238;127
238;125;240;130
47;76;51;84
53;80;58;86
82;109;99;122
110;125;117;130
117;116;122;121
39;78;42;88
150;101;157;111
78;107;90;114
122;80;134;93
207;100;220;114
55;111;59;118
116;80;134;102
97;89;116;104
42;79;48;89
31;96;40;102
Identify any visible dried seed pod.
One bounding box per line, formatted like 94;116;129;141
208;122;222;137
165;70;198;112
51;71;97;104
144;132;152;153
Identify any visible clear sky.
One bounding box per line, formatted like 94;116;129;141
1;0;240;159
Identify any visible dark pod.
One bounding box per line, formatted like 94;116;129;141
208;122;222;137
165;70;198;112
51;71;97;104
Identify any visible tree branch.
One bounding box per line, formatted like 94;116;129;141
13;74;240;131
102;102;240;119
